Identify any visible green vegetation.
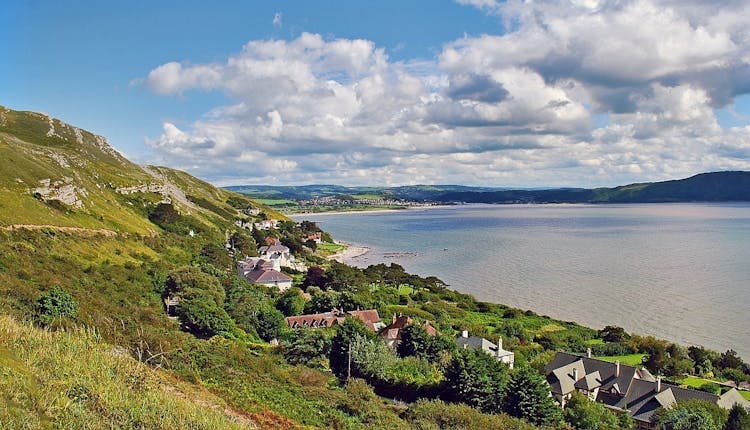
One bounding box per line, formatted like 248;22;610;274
0;315;250;429
596;353;647;366
1;106;749;429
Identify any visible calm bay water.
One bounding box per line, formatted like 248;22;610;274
294;203;750;359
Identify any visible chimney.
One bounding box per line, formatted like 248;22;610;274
461;330;469;338
615;361;620;378
656;376;662;392
586;347;592;358
572;368;579;380
497;337;503;357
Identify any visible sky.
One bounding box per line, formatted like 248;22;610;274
3;0;750;188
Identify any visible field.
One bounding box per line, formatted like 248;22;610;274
596;353;647;366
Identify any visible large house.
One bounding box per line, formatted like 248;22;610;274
455;330;514;368
286;309;385;331
237;258;293;291
545;351;750;429
258;240;296;271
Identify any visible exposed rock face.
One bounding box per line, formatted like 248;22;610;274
32;178;84;208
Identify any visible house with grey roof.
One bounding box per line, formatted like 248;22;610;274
237;257;293;291
545;351;750;429
456;330;514;368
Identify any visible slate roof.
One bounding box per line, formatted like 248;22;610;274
244;268;292;284
259;244;290;254
546;351;750;425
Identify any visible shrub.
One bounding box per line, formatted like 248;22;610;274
35;286;78;326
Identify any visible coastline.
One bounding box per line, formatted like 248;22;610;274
326;241;370;263
289;205;454;217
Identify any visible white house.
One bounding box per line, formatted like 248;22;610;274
455;330;515;368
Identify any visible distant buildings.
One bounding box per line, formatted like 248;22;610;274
237;256;293;291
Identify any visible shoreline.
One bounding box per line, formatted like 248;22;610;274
326;241;370;263
289;205;453;217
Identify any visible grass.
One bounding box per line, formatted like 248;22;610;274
741;391;750;401
0;315;251;429
596;353;646;366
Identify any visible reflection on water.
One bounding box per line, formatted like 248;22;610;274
295;203;750;359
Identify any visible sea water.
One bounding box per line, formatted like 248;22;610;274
294;203;750;359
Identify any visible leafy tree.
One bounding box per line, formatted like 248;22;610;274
149;202;180;225
443;348;508;414
275;287;306;316
599;325;630;343
200;242;232;268
36;286;78;326
688;346;717;376
176;288;235;338
501;366;562;426
397;324;433;359
229;231;257;256
304;290;340;314
283;329;332;368
302;266;327;290
165;266;225;306
255;304;285;341
563;391;629;430
717;350;744;371
330;318;378;380
652;399;727;430
724;403;750;430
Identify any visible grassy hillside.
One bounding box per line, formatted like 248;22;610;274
0;315;253;429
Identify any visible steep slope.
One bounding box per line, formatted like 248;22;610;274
0;105;278;234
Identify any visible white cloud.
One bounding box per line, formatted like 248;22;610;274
141;1;750;187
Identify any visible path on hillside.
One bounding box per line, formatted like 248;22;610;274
1;224;118;237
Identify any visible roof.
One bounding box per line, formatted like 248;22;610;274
348;309;383;331
259;245;289;254
545;351;650;399
545;351;750;424
286;311;341;329
244;268;293;284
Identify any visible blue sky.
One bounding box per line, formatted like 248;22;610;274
3;0;750;187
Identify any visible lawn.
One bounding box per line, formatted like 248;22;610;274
253;198;297;207
596;353;646;366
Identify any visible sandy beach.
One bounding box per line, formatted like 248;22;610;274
327;242;370;263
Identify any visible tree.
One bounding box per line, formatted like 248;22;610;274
563;392;629;430
652;399;727;430
176;288;235;338
724;403;750;430
275;287;306;316
304;290;340;314
283;329;332;368
255;304;285;341
443;348;508;414
330;317;378;380
599;325;630;343
397;324;433;359
302;266;327;290
36;286;77;326
717;350;744;371
501;366;562;426
149;202;180;225
165;266;225;306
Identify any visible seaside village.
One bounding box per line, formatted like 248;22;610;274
167;215;750;429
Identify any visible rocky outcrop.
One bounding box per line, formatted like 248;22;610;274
32;178;85;208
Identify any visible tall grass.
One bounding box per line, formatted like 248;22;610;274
0;316;251;429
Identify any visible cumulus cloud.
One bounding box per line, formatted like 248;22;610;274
141;1;750;186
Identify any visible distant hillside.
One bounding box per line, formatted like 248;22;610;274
226;184;506;201
433;172;750;204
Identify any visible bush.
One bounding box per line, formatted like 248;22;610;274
176;288;235;338
36;286;78;326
